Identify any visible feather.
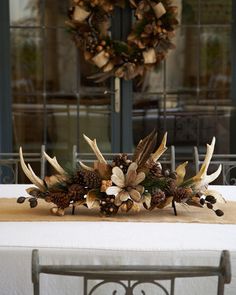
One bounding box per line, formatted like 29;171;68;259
132;129;157;168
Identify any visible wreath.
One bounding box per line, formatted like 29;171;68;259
66;0;178;82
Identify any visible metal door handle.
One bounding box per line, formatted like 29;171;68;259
104;77;120;113
114;77;120;113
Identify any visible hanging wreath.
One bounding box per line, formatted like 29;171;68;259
66;0;178;82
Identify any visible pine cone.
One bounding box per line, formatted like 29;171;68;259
46;191;71;209
68;184;87;202
83;170;101;189
100;195;119;216
150;190;166;210
150;164;162;177
145;159;163;177
173;187;193;203
72;170;86;186
112;153;131;173
164;178;177;197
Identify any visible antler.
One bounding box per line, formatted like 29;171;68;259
193;137;222;184
83;134;107;164
43;152;66;175
79;161;94;171
182;137;222;191
19;147;46;192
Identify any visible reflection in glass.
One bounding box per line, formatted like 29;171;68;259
131;0;232;158
45;29;77;93
166;27;199;91
45;0;70;27
78;96;112;153
200;27;231;98
12;95;44;151
200;0;232;24
10;0;41;26
181;0;198;24
11;29;43;93
46;98;77;163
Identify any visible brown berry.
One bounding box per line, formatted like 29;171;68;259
17;196;26;203
205;195;216;204
200;198;205;205
29;198;38;208
215;209;224;217
207;203;213;209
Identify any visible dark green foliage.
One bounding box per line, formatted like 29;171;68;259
113;41;129;54
141;174;170;192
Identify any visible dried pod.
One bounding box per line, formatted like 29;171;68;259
205;195;217;204
29;198;38;208
200;198;205;206
215;209;224;217
206;203;213;210
17;196;26;204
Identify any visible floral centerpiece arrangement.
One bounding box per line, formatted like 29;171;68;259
17;131;225;217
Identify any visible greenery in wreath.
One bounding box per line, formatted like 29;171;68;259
66;0;178;81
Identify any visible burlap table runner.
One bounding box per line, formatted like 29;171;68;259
0;198;235;224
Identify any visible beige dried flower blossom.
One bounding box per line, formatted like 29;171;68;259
106;162;145;206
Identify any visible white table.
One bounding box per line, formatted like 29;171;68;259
0;185;236;295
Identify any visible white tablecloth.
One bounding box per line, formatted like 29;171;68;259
0;185;236;295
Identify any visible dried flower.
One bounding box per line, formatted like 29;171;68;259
106;162;145;206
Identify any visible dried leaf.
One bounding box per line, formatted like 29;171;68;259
186;196;202;208
143;193;151;209
120;199;133;212
86;189;100;209
74;199;86;206
44;174;66;187
132;203;141;212
175;161;188;186
157;196;173;209
129;0;137;8
26;187;41;197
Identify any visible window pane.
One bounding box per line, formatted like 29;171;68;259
10;0;42;26
78;96;112;153
181;0;199;25
46;97;77;163
200;0;232;24
13;95;44;151
44;0;70;27
45;29;77;93
11;28;43;93
200;27;231;95
166;27;199;91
